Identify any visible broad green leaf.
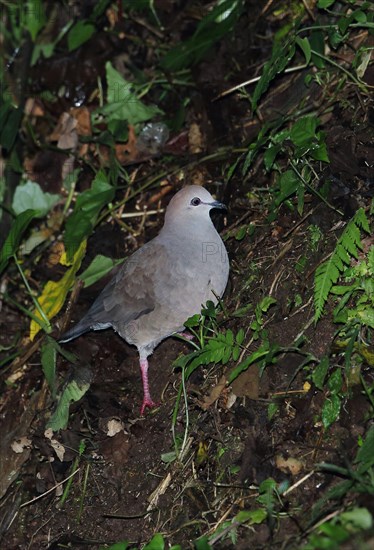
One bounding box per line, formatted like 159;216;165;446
235;508;267;524
357;307;374;329
64;170;114;261
275;170;300;206
327;368;342;394
312;356;329;390
317;0;335;8
30;240;87;340
259;296;277;312
79;254;124;287
26;0;46;41
0;209;36;275
318;522;349;542
355;426;374;470
67;21;95;51
94;62;161;127
322;394;341;428
143;533;165;550
12;180;60;218
339;508;372;530
41;337;57;398
47;366;91;431
290;115;319;147
31;42;55;65
194;537;212;550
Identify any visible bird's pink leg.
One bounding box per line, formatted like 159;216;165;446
139;358;157;415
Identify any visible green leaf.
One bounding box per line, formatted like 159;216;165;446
252;38;296;110
309;31;325;69
339;508;373;530
322;394;341;429
12;180;60;218
327;368;342;394
143;533;165;550
160;0;243;72
194;536;212;550
47;367;92;431
41;337;57;399
94;62;162;127
268;402;279;420
259;296;277;312
161;451;177;463
64;170;114;261
0;209;36;275
275;170;300;206
236;328;245;345
235;226;247;241
357;307;374;329
235;508;267;524
264;144;281;171
79;254;124;287
290;115;318;147
317;0;335;8
355;426;374;470
0;105;23;150
67;21;95;51
26;0;46;41
228;345;271;384
312;356;329;390
314;208;369;322
295;36;311;64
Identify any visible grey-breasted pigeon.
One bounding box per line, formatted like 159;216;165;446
60;185;229;414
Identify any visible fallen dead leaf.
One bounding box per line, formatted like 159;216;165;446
231;364;260;399
275;455;304;476
11;437;32;454
106;418;125;437
199;375;227;410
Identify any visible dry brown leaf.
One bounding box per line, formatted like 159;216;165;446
231;364;260;399
199;375;227;410
275;455;304;476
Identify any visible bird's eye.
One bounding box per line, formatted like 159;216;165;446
190;197;201;206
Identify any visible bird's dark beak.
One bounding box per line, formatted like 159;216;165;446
209;200;227;211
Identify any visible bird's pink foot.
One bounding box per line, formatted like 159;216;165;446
140;397;158;416
139;357;158;415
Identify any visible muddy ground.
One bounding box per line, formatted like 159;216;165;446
0;1;373;549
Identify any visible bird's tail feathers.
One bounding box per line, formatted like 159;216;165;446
59;320;91;343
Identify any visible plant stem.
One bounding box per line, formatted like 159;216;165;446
13;254;52;333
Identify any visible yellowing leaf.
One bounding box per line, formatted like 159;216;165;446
30;240;86;340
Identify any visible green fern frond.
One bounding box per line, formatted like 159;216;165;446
314;208;370;322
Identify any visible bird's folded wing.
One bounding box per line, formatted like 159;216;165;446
83;240;171;328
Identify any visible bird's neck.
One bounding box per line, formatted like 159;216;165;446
161;218;219;241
